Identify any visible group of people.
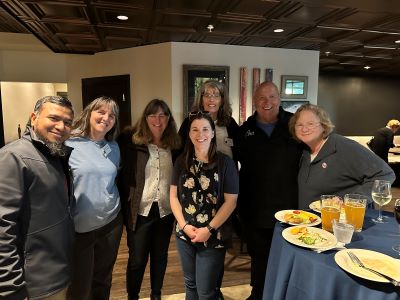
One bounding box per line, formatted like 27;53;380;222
0;79;396;300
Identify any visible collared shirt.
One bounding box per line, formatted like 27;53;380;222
138;144;173;217
215;124;233;158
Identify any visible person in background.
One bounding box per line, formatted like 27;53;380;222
118;99;181;300
0;96;75;300
289;103;395;209
236;81;302;300
179;80;239;164
66;97;122;300
178;80;239;299
170;111;239;300
369;119;400;163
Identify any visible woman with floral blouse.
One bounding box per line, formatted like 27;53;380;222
170;111;239;300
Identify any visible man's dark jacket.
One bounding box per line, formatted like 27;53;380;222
0;128;74;300
236;108;302;228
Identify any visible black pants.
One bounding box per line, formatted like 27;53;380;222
126;203;174;299
244;226;274;300
67;213;123;300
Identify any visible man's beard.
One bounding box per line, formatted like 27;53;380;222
34;130;68;157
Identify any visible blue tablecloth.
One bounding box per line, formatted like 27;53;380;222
263;209;400;300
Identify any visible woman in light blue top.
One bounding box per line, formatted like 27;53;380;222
66;96;122;300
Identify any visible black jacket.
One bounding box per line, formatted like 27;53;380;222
236;108;302;228
370;127;395;163
0;128;75;300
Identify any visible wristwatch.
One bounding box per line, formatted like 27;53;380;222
206;224;216;234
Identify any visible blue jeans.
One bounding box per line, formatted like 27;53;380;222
175;237;225;300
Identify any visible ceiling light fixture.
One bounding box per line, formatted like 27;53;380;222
362;29;400;35
274;28;284;33
207;24;214;32
395;40;400;44
364;45;396;50
364;66;371;69
325;51;331;56
317;25;357;32
117;15;128;21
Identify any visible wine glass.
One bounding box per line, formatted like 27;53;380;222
371;180;392;223
393;199;400;256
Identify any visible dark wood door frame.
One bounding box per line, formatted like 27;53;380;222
81;74;132;132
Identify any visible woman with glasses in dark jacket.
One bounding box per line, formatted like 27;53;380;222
170;111;239;300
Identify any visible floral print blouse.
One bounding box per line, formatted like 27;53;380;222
175;157;224;248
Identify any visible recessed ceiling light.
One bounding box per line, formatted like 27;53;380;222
117;15;128;21
395;40;400;44
274;28;284;33
364;66;371;70
207;24;214;32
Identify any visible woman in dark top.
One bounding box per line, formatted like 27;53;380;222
170;112;239;300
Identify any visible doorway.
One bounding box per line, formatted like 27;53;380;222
82;75;131;132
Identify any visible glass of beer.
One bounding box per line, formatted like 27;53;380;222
321;195;342;232
344;194;367;232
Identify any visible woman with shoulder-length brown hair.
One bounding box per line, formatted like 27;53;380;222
170;111;238;300
288;103;395;210
117;99;180;300
66;96;123;300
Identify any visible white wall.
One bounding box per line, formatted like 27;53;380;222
0;33;320;135
66;43;172;122
0;50;68;83
1;82;67;143
171;42;319;125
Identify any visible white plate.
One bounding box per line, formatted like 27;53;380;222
282;226;337;250
275;209;321;226
309;200;321;213
335;249;400;283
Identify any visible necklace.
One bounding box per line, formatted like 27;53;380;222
312;138;327;156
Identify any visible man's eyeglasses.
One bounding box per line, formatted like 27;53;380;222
202;93;221;99
147;113;169;120
294;122;321;131
188;111;210;119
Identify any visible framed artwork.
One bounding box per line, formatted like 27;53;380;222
265;68;273;82
239;67;248;125
281;75;308;99
183;64;229;117
252;68;260;114
281;100;309;113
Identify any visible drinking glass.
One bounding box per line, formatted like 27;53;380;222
332;219;354;244
393;199;400;256
371;180;392;223
344;194;367;232
321;195;342;232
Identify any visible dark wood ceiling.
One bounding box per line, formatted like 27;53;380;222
1;0;400;76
